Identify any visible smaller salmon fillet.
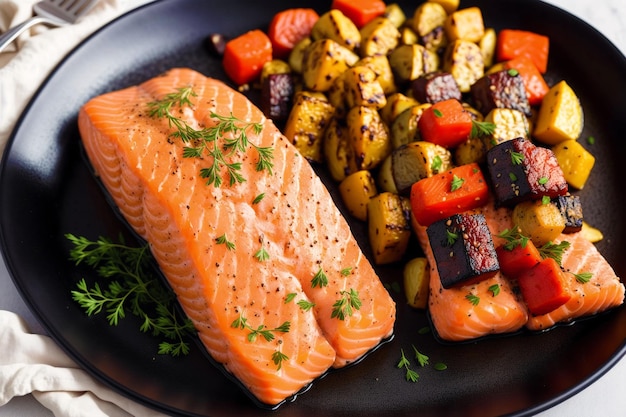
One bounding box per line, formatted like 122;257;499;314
413;195;624;342
413;199;529;342
526;231;625;330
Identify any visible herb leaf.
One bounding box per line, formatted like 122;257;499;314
470;119;496;139
538;241;570;266
465;293;480;306
397;349;419;382
331;288;362;320
450;174;465;191
311;268;329;288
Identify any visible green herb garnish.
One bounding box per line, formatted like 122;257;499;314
147;87;273;187
465;293;480;306
311;268;329;288
66;234;194;357
397;349;419;382
331;288;362;320
216;233;236;251
470;119;496;139
450;174;465;191
538;240;570;266
231;312;290;343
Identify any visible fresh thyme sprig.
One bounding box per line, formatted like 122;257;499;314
147;87;273;187
66;233;195;356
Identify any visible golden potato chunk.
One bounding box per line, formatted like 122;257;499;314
412;2;448;37
444;6;485;42
312;9;361;51
347;106;392;170
302;39;359;92
403;257;430;309
339;170;378;221
443;39;484;92
360;16;401;57
283;91;334;162
552;139;595;189
355;54;397;95
533;80;584;145
512;200;565;246
324;118;356;182
368;192;412;265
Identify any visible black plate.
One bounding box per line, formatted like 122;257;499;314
1;0;625;416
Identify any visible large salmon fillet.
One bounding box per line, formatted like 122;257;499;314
413;196;624;342
78;67;395;405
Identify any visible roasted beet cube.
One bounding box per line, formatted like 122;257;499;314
470;69;532;117
411;71;462;104
486;137;568;207
553;194;583;233
427;213;500;289
261;73;294;121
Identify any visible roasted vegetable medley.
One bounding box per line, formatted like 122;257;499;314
212;0;601;314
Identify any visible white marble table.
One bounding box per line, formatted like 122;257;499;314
1;0;625;415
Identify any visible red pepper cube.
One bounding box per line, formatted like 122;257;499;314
417;98;473;149
427;213;500;289
517;257;571;316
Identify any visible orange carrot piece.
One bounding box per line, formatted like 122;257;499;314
504;56;549;106
410;162;489;227
517;257;571;316
497;29;549;74
417;98;473;149
331;0;386;28
222;29;273;85
268;8;319;58
496;238;543;278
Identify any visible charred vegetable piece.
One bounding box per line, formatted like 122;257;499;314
443;6;485;43
512;199;565;246
367;192;412;265
427;213;500;289
486;137;568;207
261;73;294;121
339;170;378;221
517;258;571;316
496;29;549;74
470;69;532;117
332;0;387;29
411;71;462;104
553;194;583;233
443;39;484;93
391;140;453;194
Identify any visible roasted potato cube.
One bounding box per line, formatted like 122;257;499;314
444;6;485;42
390;103;432;148
384;3;407;28
479;27;497;68
288;37;312;74
486;137;568;207
412;2;447;37
533;80;584;145
551;139;595;189
470;69;531;117
443;39;484;92
339;66;387;110
360;16;400;57
418;26;448;53
512;200;565;246
377;155;399;194
389;44;439;84
347;106;392;170
400;26;418;45
427;213;499;289
261;73;294;121
392;141;453;194
553;194;583;233
260;59;291;83
454;136;489;165
302;39;359;92
355;54;397;95
283;91;334;163
339;170;378;221
368;192;412;265
403;257;430;309
312;9;361;51
427;0;460;14
484;108;531;148
380;92;419;125
324;118;356;182
411;71;462;104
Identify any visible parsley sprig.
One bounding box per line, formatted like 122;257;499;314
66;234;195;356
231;312;291;343
331;288;362;320
147;87;273;187
470;119;496;139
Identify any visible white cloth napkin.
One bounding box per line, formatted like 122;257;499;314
0;1;168;415
0;311;167;416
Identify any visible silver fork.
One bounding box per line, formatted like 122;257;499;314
0;0;99;53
